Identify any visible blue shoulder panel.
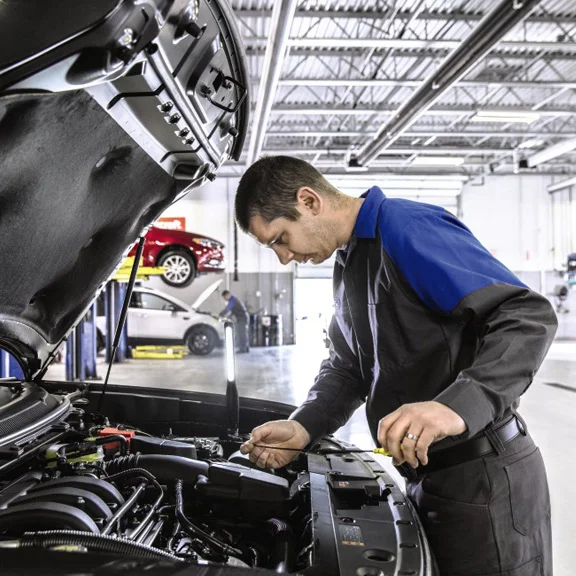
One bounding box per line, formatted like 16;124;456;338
378;199;526;314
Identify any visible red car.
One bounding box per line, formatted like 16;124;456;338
129;226;225;287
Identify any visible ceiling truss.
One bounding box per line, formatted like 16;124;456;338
232;1;576;176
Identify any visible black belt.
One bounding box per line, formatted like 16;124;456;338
398;415;526;478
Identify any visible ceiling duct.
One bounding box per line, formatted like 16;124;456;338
354;0;542;167
245;0;298;166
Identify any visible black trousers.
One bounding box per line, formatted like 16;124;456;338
405;432;552;576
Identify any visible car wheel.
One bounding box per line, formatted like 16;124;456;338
158;250;196;288
186;325;217;355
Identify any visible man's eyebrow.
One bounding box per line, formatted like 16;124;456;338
261;235;280;248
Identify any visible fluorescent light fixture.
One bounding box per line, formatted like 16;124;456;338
329;178;462;190
224;323;236;383
411;156;465;166
526;138;576;167
518;138;544;149
379;188;461;197
471;110;540;124
548;176;576;193
327;174;465;198
345;165;369;172
329;183;462;198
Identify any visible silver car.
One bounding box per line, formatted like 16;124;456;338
97;282;224;355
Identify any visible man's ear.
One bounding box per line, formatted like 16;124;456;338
296;187;322;215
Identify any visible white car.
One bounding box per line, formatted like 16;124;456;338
97;281;224;355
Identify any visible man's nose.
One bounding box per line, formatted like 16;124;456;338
273;245;294;265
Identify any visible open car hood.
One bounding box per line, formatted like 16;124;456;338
190;279;223;310
0;0;249;379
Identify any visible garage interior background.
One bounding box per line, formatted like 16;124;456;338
142;0;576;346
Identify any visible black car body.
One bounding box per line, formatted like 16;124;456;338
0;2;433;574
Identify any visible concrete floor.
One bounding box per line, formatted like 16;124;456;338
46;340;576;575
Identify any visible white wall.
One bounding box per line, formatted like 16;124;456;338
158;178;293;275
460;174;576;339
460;174;554;273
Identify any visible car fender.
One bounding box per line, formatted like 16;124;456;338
155;244;197;266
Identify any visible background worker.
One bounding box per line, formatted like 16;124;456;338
235;155;556;576
220;290;250;353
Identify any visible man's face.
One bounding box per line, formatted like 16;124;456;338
248;189;339;266
222;293;231;301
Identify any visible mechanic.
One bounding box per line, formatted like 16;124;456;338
220;290;250;353
235;155;556;575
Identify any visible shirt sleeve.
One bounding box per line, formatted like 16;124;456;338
290;315;367;443
383;209;558;437
221;297;235;315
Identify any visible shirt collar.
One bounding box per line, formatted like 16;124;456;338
354;186;387;239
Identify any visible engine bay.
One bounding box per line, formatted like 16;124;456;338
0;382;431;575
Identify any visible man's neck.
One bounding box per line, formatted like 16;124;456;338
334;196;365;247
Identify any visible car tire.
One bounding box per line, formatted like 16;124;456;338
158;249;196;288
186;325;217;356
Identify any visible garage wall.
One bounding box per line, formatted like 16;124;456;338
460;174;576;340
144;177;296;344
459;174;554;273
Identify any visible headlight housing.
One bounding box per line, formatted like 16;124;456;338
193;238;222;249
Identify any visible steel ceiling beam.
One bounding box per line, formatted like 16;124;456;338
245;0;298;166
278;78;576;90
265;130;576;139
245;37;576;53
235;9;576;26
240;147;515;156
355;0;543;166
246;46;576;62
271;105;576;117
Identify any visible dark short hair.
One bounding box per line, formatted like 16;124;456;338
234;156;338;233
222;290;230;297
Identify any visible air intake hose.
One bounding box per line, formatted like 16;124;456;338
104;453;209;481
18;530;184;562
265;518;294;573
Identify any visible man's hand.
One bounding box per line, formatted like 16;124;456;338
377;401;466;468
240;420;311;469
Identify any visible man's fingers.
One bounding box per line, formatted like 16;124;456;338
248;444;266;464
268;453;279;469
239;441;253;454
249;424;271;444
241;423;275;454
415;429;436;466
385;418;410;464
377;409;403;452
256;449;272;469
401;427;424;468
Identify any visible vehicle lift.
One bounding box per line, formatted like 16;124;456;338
64;257;165;381
0;350;24;379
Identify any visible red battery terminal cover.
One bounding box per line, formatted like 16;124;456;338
97;427;135;451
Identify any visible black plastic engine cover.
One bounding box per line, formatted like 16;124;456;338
131;436;198;460
196;462;289;519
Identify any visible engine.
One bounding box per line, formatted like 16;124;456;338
0;408;311;572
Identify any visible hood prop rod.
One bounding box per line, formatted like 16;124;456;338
97;237;145;412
